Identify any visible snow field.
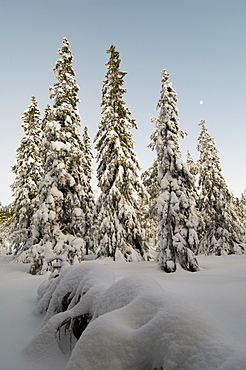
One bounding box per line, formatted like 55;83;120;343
1;254;246;369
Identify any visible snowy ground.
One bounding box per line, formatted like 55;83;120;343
1;252;246;369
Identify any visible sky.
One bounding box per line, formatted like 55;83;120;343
1;0;246;205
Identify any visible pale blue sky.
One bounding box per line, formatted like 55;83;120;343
1;0;246;205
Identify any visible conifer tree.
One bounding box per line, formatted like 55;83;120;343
10;96;43;257
0;203;13;225
197;120;245;255
141;159;159;247
155;69;199;273
28;38;93;274
141;119;161;247
239;189;246;230
232;193;245;233
94;45;148;261
186;150;198;176
82;126;95;254
0;202;13;252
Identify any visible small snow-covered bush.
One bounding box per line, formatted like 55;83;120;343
25;263;115;356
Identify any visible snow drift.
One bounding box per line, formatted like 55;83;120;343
25;262;246;369
24;263;116;357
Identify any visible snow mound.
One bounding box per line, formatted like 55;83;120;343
67;275;246;370
24;263;116;357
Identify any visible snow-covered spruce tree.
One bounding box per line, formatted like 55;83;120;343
82;126;95;254
197;120;245;255
155;69;199;273
28;38;93;274
186;150;198;176
10;96;43;257
0;203;13;252
93;45;148;261
141;159;159;247
239;189;246;231
141;118;162;247
0;203;13;225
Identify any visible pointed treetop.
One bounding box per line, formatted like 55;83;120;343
197;119;222;174
99;45;137;130
50;37;80;113
106;45;122;69
157;69;179;120
57;37;73;65
21;96;41;132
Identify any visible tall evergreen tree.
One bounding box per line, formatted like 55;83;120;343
141;118;162;247
141;159;159;247
232;193;245;233
0;202;13;252
0;203;13;225
197;120;245;255
94;45;148;261
186;150;198;176
28;38;93;274
10;96;43;257
155;69;199;273
82;126;95;254
239;189;246;231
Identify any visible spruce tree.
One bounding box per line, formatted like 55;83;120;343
0;203;13;225
186;150;198;176
197;120;245;255
141;159;159;247
232;193;245;233
141;118;162;247
28;38;93;274
0;203;13;252
10;96;43;257
155;69;199;273
82;126;95;254
239;189;246;231
94;45;148;261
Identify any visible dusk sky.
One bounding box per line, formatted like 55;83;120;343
1;0;246;205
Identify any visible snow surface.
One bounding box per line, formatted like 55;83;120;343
1;253;246;369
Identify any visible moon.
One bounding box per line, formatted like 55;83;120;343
200;100;204;105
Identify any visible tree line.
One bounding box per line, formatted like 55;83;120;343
1;38;245;273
